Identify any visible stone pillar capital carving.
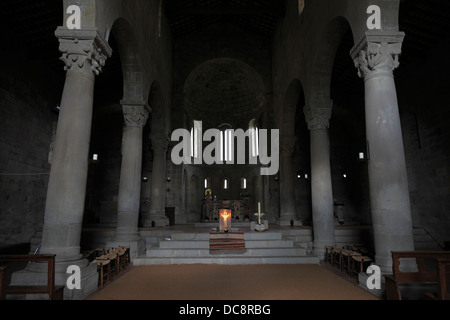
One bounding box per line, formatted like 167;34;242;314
122;103;150;128
304;106;332;130
351;31;405;79
280;136;296;156
55;27;112;76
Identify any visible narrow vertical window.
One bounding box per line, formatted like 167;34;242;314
241;178;247;190
249;119;259;158
190;127;194;158
191;120;202;160
219;124;233;163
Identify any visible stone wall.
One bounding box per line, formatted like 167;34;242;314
397;41;450;247
0;50;62;246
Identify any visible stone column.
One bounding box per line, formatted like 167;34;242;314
279;136;300;226
143;137;170;227
14;28;112;300
304;105;335;259
107;103;149;258
352;32;414;274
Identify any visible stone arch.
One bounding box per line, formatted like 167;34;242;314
308;16;353;109
109;18;144;102
281;79;305;137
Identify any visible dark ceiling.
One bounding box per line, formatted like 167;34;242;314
331;0;450;100
163;0;286;39
0;0;449;104
0;0;64;76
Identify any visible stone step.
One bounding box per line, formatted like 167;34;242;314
169;232;283;241
146;247;306;258
134;255;320;266
156;239;294;249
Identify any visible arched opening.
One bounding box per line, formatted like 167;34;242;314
84;30;124;228
182;58;266;219
83;18;146;229
329;21;371;226
281;79;310;224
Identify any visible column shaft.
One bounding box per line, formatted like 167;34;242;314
364;70;414;272
310;128;335;258
279;136;297;225
352;33;415;273
110;104;149;257
144;138;170;227
115;126;144;240
41;68;95;262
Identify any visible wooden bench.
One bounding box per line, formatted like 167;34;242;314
0;254;65;300
385;251;450;300
0;266;6;300
430;259;450;300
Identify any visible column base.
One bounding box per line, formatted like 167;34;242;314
9;259;98;300
313;239;336;260
278;219;303;227
142;212;170;227
107;237;146;259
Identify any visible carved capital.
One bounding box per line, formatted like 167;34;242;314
122;104;150;128
55;27;112;76
304;106;332;130
351;32;404;79
280;136;296;156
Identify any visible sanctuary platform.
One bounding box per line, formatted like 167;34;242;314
76;223;376;266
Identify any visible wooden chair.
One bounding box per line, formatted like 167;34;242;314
325;246;334;264
341;249;361;274
92;258;111;288
121;246;131;265
112;248;127;273
351;255;373;277
331;246;343;268
99;252;119;277
93;248;110;258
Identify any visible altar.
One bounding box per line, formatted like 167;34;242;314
201;196;252;222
